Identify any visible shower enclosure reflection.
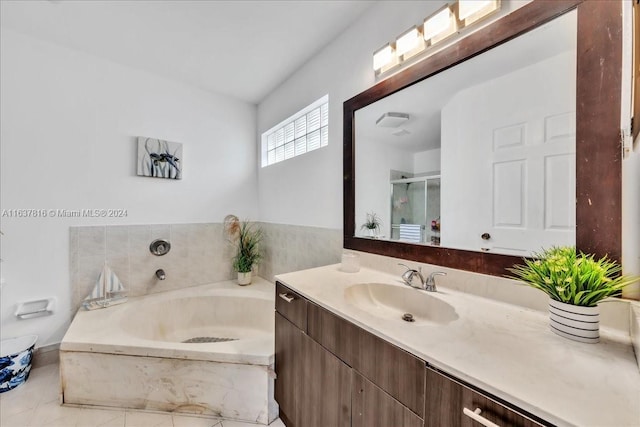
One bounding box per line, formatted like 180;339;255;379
390;175;440;245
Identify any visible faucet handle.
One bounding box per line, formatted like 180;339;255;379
425;271;446;291
428;271;447;280
398;263;413;272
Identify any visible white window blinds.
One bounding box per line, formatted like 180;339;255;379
262;95;329;167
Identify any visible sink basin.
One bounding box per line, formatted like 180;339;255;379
344;283;458;325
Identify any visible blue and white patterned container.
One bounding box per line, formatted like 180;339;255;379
0;335;38;393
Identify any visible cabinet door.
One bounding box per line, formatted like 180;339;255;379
352;371;423;427
298;332;351;427
275;313;301;427
308;301;426;418
425;367;544;427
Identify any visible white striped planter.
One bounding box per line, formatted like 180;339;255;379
548;299;599;343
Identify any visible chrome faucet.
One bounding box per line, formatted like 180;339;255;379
155;269;166;280
398;264;446;292
398;264;425;289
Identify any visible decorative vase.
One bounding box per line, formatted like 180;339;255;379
1;335;38;393
368;228;377;238
548;299;599;343
237;271;252;286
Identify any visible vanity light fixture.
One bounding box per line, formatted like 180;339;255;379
395;26;424;60
423;6;457;44
372;0;501;76
458;0;500;25
373;43;398;74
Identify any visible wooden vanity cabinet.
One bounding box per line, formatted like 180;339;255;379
307;300;425;418
424;367;544;427
275;282;424;427
275;282;547;427
275;284;351;427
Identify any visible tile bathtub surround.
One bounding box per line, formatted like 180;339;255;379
0;362;285;427
70;224;235;314
354;250;632;334
70;222;341;315
257;222;342;282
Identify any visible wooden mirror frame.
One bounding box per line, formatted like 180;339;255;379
343;0;622;276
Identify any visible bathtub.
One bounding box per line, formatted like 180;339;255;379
60;278;277;425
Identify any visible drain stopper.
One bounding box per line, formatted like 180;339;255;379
402;313;415;322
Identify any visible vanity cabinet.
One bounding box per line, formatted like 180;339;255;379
275;282;424;427
275;282;547;427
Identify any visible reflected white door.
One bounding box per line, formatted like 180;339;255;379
485;113;576;255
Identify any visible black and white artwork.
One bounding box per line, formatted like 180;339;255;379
137;137;182;179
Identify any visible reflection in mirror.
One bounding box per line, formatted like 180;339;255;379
355;10;577;257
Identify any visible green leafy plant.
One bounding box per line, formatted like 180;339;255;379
230;220;263;273
507;246;638;307
361;212;381;232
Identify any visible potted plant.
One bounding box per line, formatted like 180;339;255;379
508;246;637;343
361;212;381;238
224;215;262;285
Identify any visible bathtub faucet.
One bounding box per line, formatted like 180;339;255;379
155;269;166;280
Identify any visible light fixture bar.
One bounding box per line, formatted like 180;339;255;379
372;0;501;76
396;26;423;59
458;0;499;25
373;43;397;73
423;6;456;44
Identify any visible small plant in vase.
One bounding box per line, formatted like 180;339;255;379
361;212;381;238
224;215;263;285
508;246;637;343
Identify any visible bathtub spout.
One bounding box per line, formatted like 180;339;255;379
155;269;166;280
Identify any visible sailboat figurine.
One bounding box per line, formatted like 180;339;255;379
82;262;128;310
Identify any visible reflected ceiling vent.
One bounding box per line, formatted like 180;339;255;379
392;129;411;137
376;112;410;128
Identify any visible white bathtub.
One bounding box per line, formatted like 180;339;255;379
60;278;277;424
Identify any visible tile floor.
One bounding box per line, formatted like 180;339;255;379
0;363;285;427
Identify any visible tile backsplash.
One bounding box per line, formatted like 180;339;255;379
70;222;342;315
257;223;342;282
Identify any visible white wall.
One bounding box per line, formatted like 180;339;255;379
355;140;413;238
414;148;441;175
0;29;258;346
257;1;454;229
622;141;640;299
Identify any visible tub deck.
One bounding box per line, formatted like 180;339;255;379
61;279;275;365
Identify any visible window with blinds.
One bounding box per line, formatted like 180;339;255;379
262;95;329;167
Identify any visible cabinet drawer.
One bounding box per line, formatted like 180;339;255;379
275;282;307;331
425;367;544;427
308;301;425;418
307;301;358;365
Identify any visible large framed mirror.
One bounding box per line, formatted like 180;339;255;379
344;0;622;276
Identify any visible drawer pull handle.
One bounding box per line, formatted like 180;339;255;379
279;293;295;303
463;408;501;427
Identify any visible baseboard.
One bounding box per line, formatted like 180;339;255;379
32;343;60;368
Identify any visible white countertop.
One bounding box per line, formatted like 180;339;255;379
276;264;640;427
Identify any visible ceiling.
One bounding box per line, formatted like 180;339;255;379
0;0;374;104
355;9;577;153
